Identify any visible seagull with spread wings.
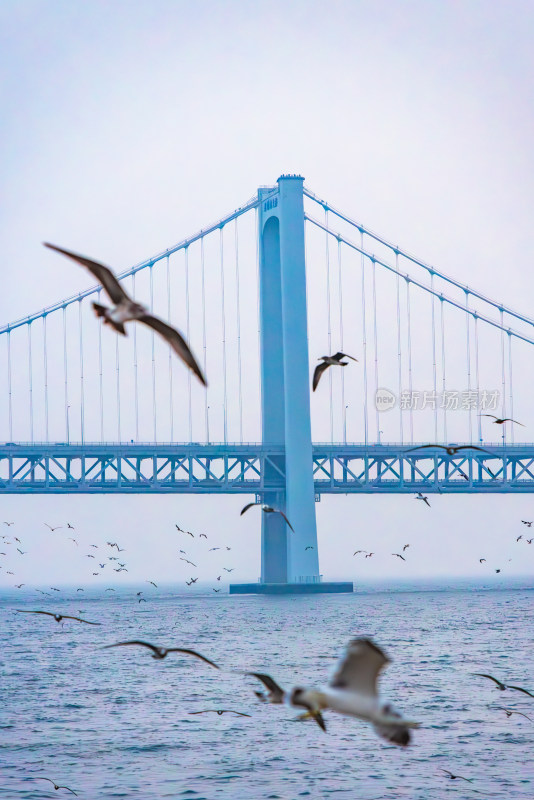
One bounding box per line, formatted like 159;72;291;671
16;610;101;625
406;444;489;456
35;777;78;795
312;352;358;392
244;638;418;744
44;243;206;386
473;673;534;697
101;640;219;667
481;414;524;426
240;502;294;532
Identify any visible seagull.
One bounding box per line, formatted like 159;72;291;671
216;575;221;581
138;598;147;603
90;544;99;548
439;769;473;783
406;444;489;456
101;641;219;667
495;569;501;573
305;546;314;551
136;591;143;596
180;558;197;567
92;572;99;576
85;554;95;559
147;581;157;587
479;558;486;563
392;553;406;561
240;502;294;531
246;638;418;744
76;588;84;592
517;535;523;542
35;777;78;795
99;563;106;569
67;523;75;529
3;521;14;526
473;673;534;697
313;352;358;392
213;588;221;592
45;243;207;385
245;672;286;705
17;548;27;554
496;707;532;721
189;709;251;717
209;547;221;551
481;414;524;426
223;568;234;573
14;537;21;543
14;583;25;588
353;550;367;556
16;610;101;625
415;492;430;507
522;520;533;527
189;577;198;584
365;552;374;558
528;539;533;545
68;538;78;546
402;544;410;552
105;588;115;592
44;523;62;531
200;534;208;539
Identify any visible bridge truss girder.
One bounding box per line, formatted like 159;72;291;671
1;443;534;494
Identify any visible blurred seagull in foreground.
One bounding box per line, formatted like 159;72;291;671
44;243;206;386
313;352;358;392
240;502;294;532
245;638;419;744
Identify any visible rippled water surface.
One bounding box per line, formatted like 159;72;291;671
2;588;534;799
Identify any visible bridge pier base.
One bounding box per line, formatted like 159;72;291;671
229;582;354;595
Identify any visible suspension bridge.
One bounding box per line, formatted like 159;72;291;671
1;175;534;593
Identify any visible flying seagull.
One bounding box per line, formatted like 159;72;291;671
481;414;524;426
189;709;251;717
44;243;206;386
35;777;78;795
3;521;14;526
101;640;219;667
147;581;158;587
496;707;532;721
473;673;534;697
479;558;486;563
245;638;419;744
522;520;533;527
209;547;221;551
403;544;410;551
199;533;208;539
439;769;473;783
67;523;75;529
415;492;430;507
44;523;62;531
16;610;101;625
353;550;367;556
313;352;358;392
240;502;294;532
180;558;197;567
392;553;406;561
406;444;489;456
517;535;523;542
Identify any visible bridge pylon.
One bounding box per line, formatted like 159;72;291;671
230;175;352;595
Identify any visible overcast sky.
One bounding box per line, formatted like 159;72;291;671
1;0;534;589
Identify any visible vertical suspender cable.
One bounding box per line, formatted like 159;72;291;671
63;307;70;443
395;253;404;444
97;290;104;442
7;329;13;441
78;301;85;444
43;316;49;442
500;309;507;445
465;291;472;442
115;333;121;441
474;315;481;445
430;275;438;441
371;258;380;441
220;227;228;444
360;232;368;446
508;332;514;445
200;237;209;442
440;299;447;442
132;274;139;442
28;323;34;443
185;246;192;441
324;209;333;442
166;256;174;442
337;239;346;444
405;279;414;443
150;264;157;441
235;219;244;443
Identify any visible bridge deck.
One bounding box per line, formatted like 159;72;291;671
1;442;533;494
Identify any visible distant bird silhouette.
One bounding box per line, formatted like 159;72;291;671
473;673;534;697
105;588;115;592
189;709;250;717
313;352;358;391
14;583;24;588
353;550;367;556
180;558;197;567
209;547;221;551
495;569;501;573
67;523;75;529
136;591;143;596
147;581;157;587
528;539;533;545
402;544;410;552
415;492;430;507
200;534;208;539
17;548;27;554
223;568;234;573
68;538;78;546
35;777;78;795
213;588;221;592
392;553;405;561
522;520;533;527
240;502;294;531
3;521;14;526
139;598;147;603
189;577;198;584
45;243;207;386
481;414;524;426
76;588;84;592
305;546;314;551
102;640;219;667
99;563;106;569
406;444;489;456
365;552;374;558
92;572;99;576
216;575;221;581
16;610;101;625
496;707;532;721
479;558;486;563
44;523;62;531
517;535;523;542
85;554;95;559
439;769;473;783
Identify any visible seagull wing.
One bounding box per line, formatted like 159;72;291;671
507;685;534;698
16;609;55;618
334;352;358;362
62;615;101;625
245;672;286;703
278;511;295;532
312;361;329;391
44;243;129;305
329;638;390;697
165;648;220;669
473;673;505;689
503;418;525;426
138;314;206;386
102;640;160;655
481;414;498;420
405;444;447;453
58;788;78;797
455;445;490;453
240;502;259;516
